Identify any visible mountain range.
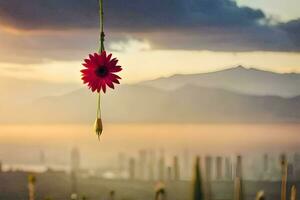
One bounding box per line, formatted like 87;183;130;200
1;66;300;123
142;66;300;97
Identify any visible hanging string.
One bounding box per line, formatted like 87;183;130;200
99;0;105;53
96;0;105;119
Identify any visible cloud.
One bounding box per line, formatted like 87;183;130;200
0;0;299;62
109;39;151;52
0;0;97;30
279;19;300;47
0;0;266;30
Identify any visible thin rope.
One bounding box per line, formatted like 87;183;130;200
99;0;105;53
97;0;105;119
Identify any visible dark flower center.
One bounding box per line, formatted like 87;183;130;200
95;65;108;77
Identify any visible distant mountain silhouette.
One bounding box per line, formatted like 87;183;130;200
1;66;300;123
141;66;300;97
0;76;80;104
3;84;299;123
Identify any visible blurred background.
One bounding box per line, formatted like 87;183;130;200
0;0;300;199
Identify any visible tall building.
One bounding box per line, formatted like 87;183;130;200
205;156;212;181
294;153;300;180
167;166;172;181
183;149;190;180
118;152;125;178
236;155;242;178
224;157;232;180
129;157;136;180
263;154;269;172
205;156;212;200
287;163;294;181
148;150;155;181
173;156;180;181
0;161;2;173
158;150;165;181
215;156;223;180
138;150;147;180
71;148;80;172
70;147;80;194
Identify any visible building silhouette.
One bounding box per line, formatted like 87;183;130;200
129;157;136;180
183;149;190;180
70;147;80;194
287;163;294;180
294;153;300;180
118;152;125;178
205;156;212;181
158;150;165;181
148;150;155;181
173;156;180;181
263;154;269;172
167;166;172;181
224;157;232;180
215;156;222;180
138;150;147;180
204;156;212;200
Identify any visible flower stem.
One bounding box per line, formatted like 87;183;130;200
99;0;105;53
97;0;105;119
97;92;101;118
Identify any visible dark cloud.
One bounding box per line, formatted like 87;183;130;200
0;0;97;30
0;0;299;54
279;19;300;48
105;0;266;31
0;0;265;30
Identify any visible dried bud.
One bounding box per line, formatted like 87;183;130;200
94;118;103;139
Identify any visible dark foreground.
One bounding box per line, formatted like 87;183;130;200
0;171;299;200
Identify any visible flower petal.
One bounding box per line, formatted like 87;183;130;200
97;54;104;65
106;80;115;89
101;51;106;60
111;78;120;84
110;66;122;73
108;58;118;67
110;73;122;80
80;69;91;73
106;53;112;62
102;83;106;93
84;59;91;64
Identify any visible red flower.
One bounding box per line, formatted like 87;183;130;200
81;51;122;93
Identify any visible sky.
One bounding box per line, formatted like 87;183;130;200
237;0;300;22
0;0;300;84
